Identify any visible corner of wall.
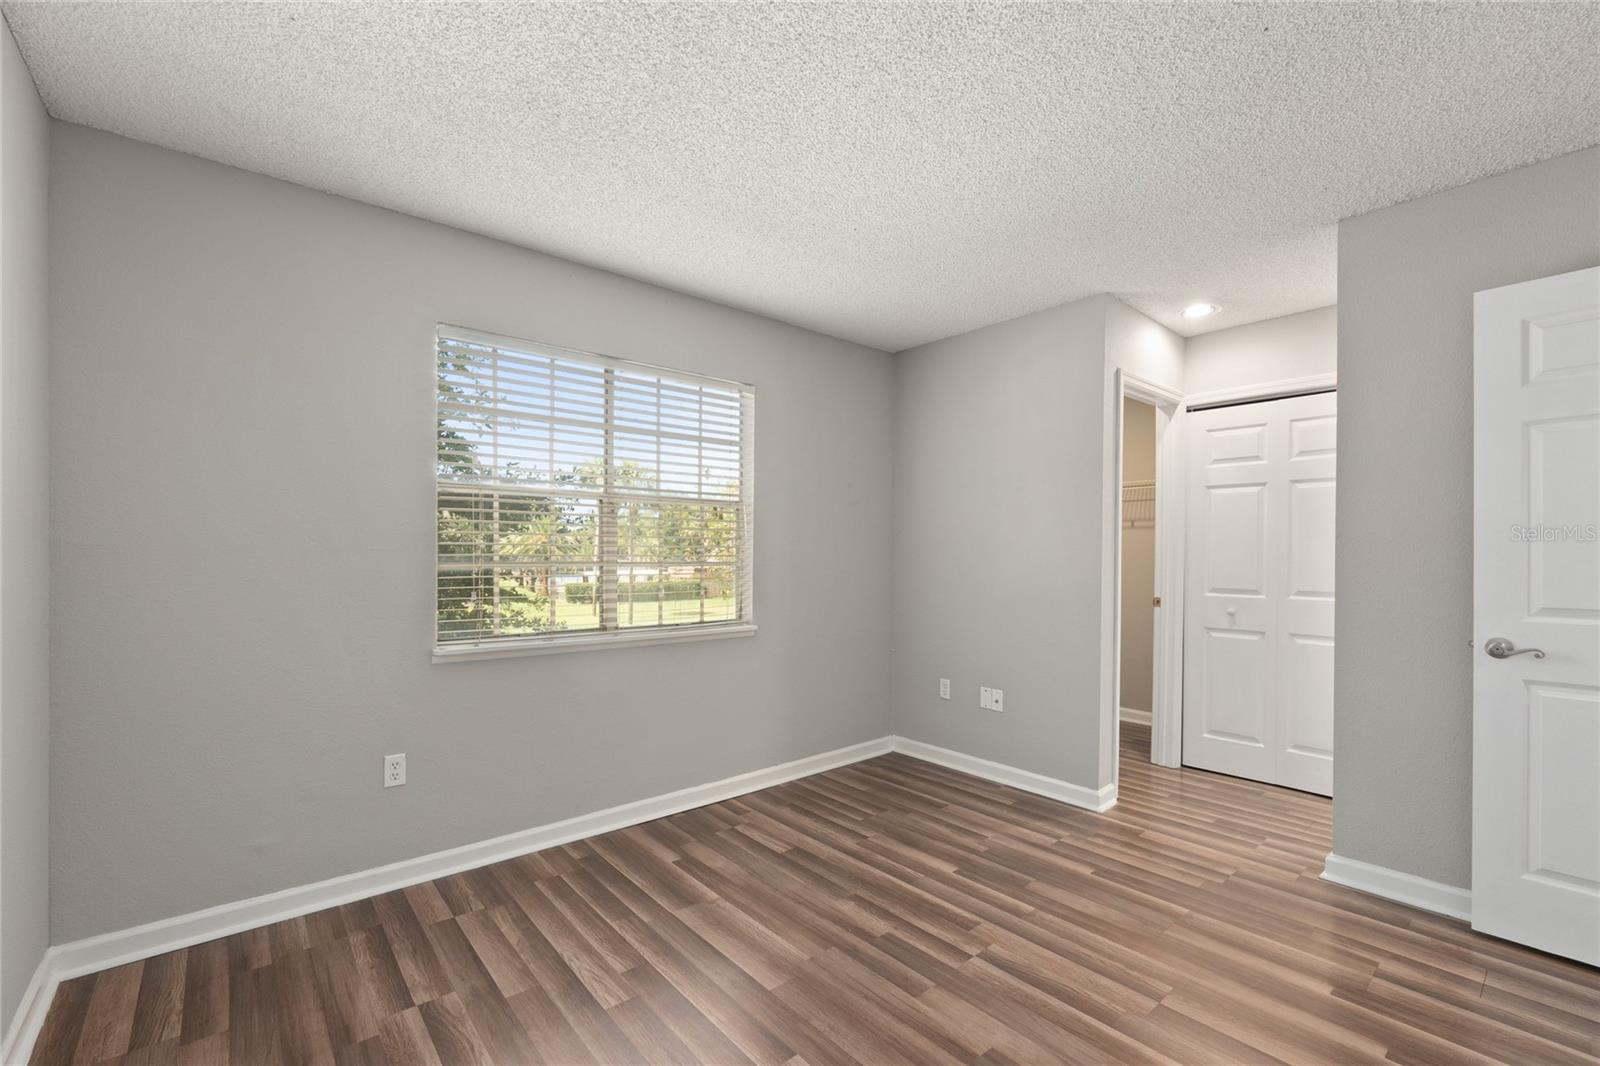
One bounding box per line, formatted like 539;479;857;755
887;295;1113;788
1095;299;1185;789
1;9;55;1041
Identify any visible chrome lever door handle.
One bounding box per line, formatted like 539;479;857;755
1484;637;1545;660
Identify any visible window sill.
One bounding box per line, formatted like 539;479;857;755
432;623;758;663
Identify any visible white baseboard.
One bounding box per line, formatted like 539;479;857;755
48;735;896;984
890;736;1117;813
1;947;60;1066
8;732;1117;1063
1118;706;1151;726
1321;853;1472;922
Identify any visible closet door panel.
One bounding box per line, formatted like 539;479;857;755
1183;391;1335;796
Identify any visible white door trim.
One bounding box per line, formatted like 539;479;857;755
1111;370;1186;771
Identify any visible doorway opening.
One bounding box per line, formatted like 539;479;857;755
1119;397;1159;763
1108;370;1185;783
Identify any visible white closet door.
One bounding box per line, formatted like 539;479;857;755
1183;391;1336;795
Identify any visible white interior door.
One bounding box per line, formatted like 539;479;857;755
1472;266;1600;965
1183;391;1336;795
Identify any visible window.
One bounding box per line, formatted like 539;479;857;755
434;326;755;658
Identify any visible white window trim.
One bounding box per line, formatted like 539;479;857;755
431;622;758;663
433;324;756;660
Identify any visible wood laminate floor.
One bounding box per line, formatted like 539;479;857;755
30;724;1600;1065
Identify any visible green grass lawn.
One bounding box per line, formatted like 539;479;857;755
551;594;736;631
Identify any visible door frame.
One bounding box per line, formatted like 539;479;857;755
1110;370;1186;770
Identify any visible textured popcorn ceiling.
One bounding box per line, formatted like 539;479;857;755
6;2;1599;351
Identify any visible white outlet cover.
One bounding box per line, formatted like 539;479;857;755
939;678;951;700
990;688;1004;712
384;753;406;788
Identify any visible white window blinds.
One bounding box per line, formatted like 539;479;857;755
435;325;755;653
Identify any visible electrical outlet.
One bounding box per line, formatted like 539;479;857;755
384;753;406;788
939;678;951;700
980;686;1005;712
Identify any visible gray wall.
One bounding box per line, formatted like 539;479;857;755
891;298;1108;784
48;125;894;942
1335;147;1600;888
1185;305;1336;396
889;297;1180;790
1118;399;1155;714
891;295;1184;791
1;17;51;1028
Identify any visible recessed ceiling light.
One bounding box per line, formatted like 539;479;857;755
1181;303;1220;319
